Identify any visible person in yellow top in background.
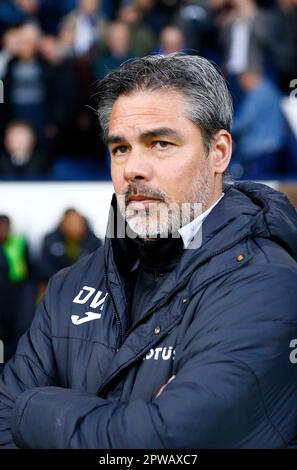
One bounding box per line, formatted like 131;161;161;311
0;214;35;361
0;215;29;283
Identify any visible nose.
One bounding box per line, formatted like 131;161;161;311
123;147;153;183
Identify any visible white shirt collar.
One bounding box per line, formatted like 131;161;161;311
178;193;224;249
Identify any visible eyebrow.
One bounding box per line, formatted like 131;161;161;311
107;127;182;145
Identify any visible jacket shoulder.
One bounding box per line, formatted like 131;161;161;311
250;236;297;270
48;245;105;295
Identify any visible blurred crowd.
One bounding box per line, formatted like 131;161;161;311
0;0;297;180
0;208;102;366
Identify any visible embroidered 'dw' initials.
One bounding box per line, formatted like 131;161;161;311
71;286;108;325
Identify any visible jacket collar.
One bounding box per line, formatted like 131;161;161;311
104;181;297;318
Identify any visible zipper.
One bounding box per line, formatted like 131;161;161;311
104;257;123;350
105;230;252;348
98;231;252;397
123;230;252;339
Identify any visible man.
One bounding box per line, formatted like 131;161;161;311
60;0;106;57
0;54;297;449
38;208;102;282
1;120;45;178
232;67;286;179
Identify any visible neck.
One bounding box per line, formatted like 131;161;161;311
133;233;184;273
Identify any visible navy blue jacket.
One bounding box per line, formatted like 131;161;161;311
0;182;297;449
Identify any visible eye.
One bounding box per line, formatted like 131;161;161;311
111;145;128;157
153;141;172;150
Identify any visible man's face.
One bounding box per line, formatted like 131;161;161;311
5;125;35;156
61;212;87;242
17;25;39;61
79;0;100;15
109;90;219;239
16;0;39;14
160;27;185;54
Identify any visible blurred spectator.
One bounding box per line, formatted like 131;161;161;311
0;1;81;35
39;208;102;281
59;0;107;57
0;0;39;32
218;0;270;76
0;214;32;284
269;0;297;93
0;1;77;35
0;0;296;182
134;0;167;34
2;23;46;142
58;15;77;58
58;1;107;167
173;0;213;54
0;120;46;178
232;67;286;179
0;214;35;360
39;34;81;160
38;1;77;35
2;23;82;162
0;26;21;79
158;25;185;54
92;22;133;79
158;0;181;13
117;1;156;56
10;0;39;16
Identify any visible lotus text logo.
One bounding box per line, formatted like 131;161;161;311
144;347;175;361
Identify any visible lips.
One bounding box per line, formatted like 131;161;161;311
128;195;159;203
127;195;161;210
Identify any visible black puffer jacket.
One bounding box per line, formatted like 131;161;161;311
0;182;297;449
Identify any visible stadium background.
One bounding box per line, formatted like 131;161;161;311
0;0;297;365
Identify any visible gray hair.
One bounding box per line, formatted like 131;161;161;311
95;53;233;154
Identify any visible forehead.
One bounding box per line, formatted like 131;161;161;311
7;126;32;136
108;89;190;133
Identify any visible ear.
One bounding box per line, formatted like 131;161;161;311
209;130;232;175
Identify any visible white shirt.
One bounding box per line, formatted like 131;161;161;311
74;15;96;56
227;21;251;75
178;193;224;249
129;193;225;272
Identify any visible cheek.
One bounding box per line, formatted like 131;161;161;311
157;159;199;200
110;164;123;193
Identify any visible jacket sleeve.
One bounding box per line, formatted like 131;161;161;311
9;264;297;449
0;281;57;448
